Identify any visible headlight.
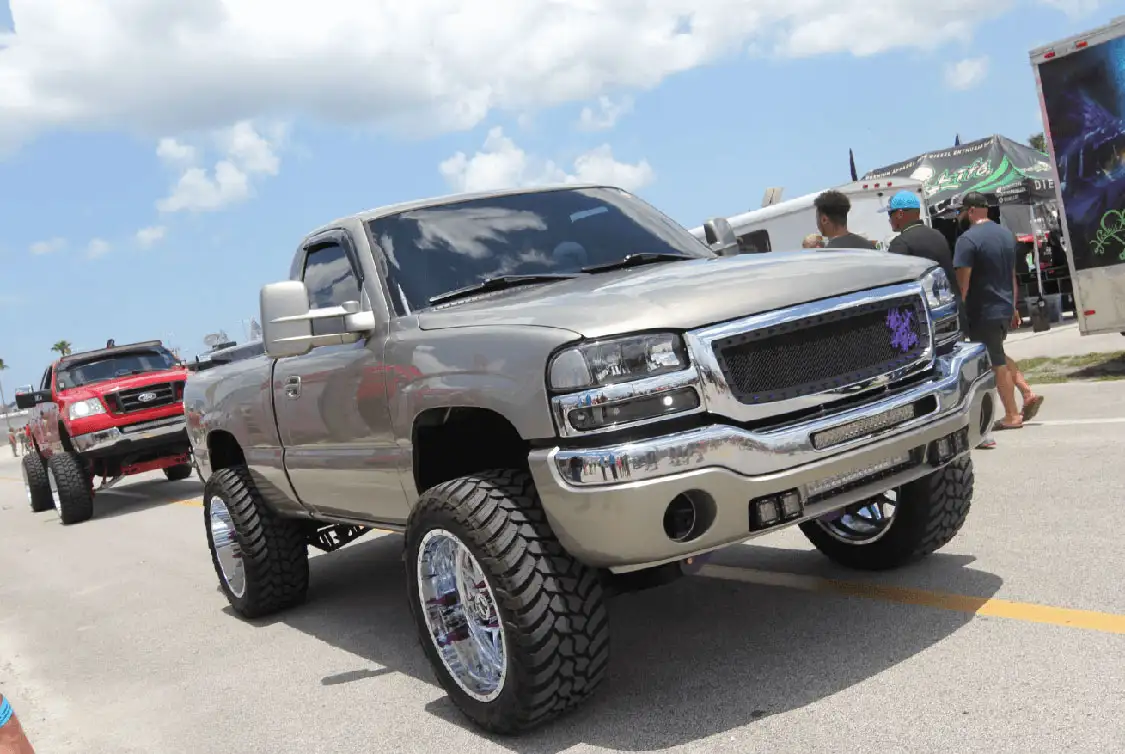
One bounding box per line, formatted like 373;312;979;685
68;398;106;420
548;333;689;391
922;267;956;310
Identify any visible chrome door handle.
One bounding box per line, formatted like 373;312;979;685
284;375;302;398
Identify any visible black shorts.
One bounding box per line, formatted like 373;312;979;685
967;319;1008;367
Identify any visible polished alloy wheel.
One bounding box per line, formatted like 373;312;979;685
416;528;507;702
817;490;898;545
208;496;247;598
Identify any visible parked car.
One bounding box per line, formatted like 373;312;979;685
185;184;995;735
17;339;192;524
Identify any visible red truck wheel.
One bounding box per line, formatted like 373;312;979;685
22;451;53;513
46;452;95;525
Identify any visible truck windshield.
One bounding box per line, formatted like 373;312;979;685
366;187;714;313
57;349;179;389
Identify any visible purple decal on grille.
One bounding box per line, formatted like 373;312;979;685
885;307;918;352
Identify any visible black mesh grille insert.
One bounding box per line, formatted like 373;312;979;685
713;294;930;405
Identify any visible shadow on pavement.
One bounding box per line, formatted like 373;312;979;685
92;477;203;520
246;532;1004;752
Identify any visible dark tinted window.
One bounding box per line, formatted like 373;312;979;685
57;348;178;389
366;187;713;314
737;230;771;253
302;242;361;335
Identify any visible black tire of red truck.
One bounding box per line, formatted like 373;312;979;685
164;463;194;482
405;469;610;736
47;451;95;525
22;451;54;513
799;455;975;571
203;466;310;619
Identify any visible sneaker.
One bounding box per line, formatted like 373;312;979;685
977;436;997;449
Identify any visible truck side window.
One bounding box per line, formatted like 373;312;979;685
40;367;53;392
302;241;361;336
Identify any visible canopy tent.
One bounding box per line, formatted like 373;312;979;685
863;135;1060;303
862;134;1056;217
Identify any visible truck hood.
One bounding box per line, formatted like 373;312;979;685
59;369;187;401
415;250;935;338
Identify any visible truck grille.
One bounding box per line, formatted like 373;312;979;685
713;294;930;405
107;382;180;414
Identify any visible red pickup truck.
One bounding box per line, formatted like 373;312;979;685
16;339;193;525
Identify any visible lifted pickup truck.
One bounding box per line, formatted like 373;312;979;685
18;340;193;524
184;185;995;735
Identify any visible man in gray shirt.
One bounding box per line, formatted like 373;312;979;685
953;192;1043;439
814;190;878;250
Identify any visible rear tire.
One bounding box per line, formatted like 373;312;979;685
47;452;95;525
800;456;974;571
405;469;610;735
164;463;194;482
22;451;53;513
204;465;310;619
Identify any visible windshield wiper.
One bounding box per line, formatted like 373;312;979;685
428;273;582;305
580;252;694;273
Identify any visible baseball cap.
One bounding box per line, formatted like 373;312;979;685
957;191;989;210
883;190;921;212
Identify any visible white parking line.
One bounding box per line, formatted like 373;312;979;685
1031;418;1125;426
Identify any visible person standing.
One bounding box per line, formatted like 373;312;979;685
802;233;825;249
0;694;36;754
814;190;879;250
953;192;1044;443
7;429;17;458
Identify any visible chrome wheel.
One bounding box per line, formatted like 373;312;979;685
47;468;61;513
817;490;898;545
416;528;506;702
208;496;246;599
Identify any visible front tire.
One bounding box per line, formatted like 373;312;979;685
204;465;310;619
164;463;194;482
22;451;53;513
799;456;974;571
47;452;95;525
406;469;610;735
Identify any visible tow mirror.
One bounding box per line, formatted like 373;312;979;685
15;390;49;410
703;217;739;256
260;281;377;358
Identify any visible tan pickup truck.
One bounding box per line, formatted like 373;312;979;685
183;184;995;735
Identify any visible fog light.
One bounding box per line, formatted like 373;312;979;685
752;496;781;529
779;490;803;519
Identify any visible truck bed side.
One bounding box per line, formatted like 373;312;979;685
184;354;308;517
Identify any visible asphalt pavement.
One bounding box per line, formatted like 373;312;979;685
2;381;1124;753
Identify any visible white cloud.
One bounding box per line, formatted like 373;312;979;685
86;238;110;258
578;95;634;131
439;127;655;194
945;57;989;91
156;120;283;213
29;237;64;255
1037;0;1103;17
135;225;166;248
0;1;1013;150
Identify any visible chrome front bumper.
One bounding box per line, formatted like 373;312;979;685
72;416;189;456
528;341;995;572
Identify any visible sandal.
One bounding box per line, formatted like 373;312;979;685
1022;395;1044;422
992;420;1023;431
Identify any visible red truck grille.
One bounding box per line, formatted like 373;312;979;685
106;382;183;414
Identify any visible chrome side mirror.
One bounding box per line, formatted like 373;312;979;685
260;281;376;358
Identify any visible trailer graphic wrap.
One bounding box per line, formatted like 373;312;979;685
1039;34;1125;271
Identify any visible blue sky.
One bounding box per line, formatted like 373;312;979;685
0;0;1119;394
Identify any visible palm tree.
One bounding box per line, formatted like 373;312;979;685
51;341;72;357
0;358;9;430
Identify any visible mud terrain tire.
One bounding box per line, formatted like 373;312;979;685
47;451;94;525
204;465;310;619
800;456;974;571
22;451;53;513
405;469;610;735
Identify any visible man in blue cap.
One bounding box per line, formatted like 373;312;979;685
884;190;960;301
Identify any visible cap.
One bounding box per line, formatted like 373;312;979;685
958;191;989;210
883;190;921;212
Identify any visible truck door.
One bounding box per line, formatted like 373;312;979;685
31;365;60;454
271;234;409;524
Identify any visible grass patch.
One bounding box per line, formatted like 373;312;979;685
1016;351;1125;384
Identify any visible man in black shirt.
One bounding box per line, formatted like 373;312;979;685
884;190;959;292
814;190;878;249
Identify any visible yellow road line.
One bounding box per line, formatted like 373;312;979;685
697;564;1125;635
